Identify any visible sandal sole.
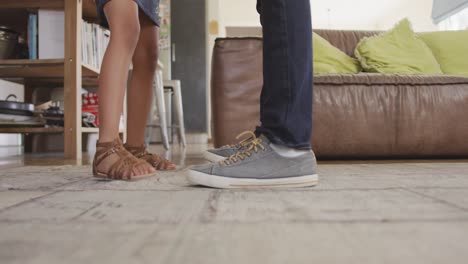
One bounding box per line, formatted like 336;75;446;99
93;171;157;181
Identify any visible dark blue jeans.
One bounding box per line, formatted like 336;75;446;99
254;0;313;150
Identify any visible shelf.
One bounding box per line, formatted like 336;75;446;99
82;127;126;134
82;63;100;77
0;127;124;134
81;127;99;133
0;59;99;79
1;77;99;88
0;0;64;9
0;127;64;134
0;0;99;21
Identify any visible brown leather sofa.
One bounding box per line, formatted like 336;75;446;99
211;30;468;159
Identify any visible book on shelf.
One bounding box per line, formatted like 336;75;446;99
37;9;109;70
28;13;38;59
38;10;65;59
82;20;110;69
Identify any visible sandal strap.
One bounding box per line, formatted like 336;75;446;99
95;147;118;169
124;143;175;170
142;153;172;169
94;138;123;167
124;144;146;155
108;155;137;180
126;144;157;159
94;138;147;180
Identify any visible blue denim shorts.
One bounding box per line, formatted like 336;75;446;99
95;0;160;29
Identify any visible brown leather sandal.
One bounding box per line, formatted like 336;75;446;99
124;143;177;171
92;138;156;181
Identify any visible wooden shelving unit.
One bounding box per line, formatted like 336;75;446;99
0;0;126;160
0;0;98;19
0;59;99;78
0;127;64;134
82;127;125;134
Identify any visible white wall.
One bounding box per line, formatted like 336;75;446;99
311;0;400;30
0;80;23;147
216;0;437;32
378;0;438;32
219;0;260;27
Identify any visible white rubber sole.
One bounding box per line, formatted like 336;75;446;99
203;151;226;162
187;169;318;189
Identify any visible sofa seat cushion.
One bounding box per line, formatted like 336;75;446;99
314;73;468;86
311;79;468;158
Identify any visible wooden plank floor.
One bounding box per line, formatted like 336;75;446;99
0;144;468;264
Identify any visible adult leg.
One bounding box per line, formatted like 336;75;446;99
255;0;314;150
188;0;317;188
203;0;314;162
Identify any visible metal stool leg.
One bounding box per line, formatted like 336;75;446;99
155;70;170;150
172;80;187;147
145;80;157;146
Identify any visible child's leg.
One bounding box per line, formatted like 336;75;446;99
96;0;154;176
126;13;159;147
99;0;140;143
124;13;176;170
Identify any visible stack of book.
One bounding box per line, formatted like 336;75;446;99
81;21;110;70
37;10;109;70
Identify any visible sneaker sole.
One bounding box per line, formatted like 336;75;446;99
187;170;318;189
203;151;226;162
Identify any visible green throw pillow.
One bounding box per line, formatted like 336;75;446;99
355;19;442;74
313;32;361;74
419;31;468;76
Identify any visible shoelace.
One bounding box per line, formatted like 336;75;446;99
223;131;255;148
220;132;266;166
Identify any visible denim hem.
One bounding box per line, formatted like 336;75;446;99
255;127;312;150
96;0;160;29
138;2;161;27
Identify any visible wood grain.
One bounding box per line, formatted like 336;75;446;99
64;0;83;160
0;127;65;134
0;59;98;78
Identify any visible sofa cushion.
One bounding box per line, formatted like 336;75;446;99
419;30;468;77
355;19;443;75
313;29;379;57
313;32;361;74
314;73;468;85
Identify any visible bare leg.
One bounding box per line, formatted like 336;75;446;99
95;0;155;176
126;13;159;147
125;14;176;170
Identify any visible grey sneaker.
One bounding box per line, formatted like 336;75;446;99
189;135;318;189
204;131;256;162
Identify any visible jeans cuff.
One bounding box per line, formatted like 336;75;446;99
255;127;312;150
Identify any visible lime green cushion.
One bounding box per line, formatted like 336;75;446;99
419;31;468;76
355;19;442;74
313;32;361;74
